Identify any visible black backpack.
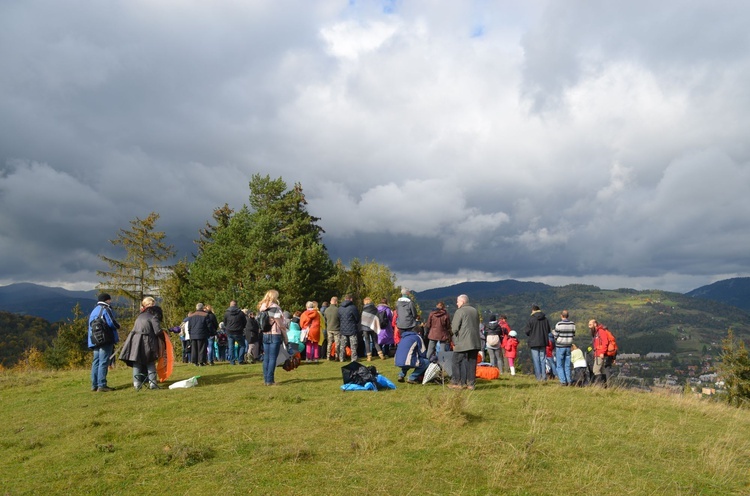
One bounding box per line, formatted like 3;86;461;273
90;307;115;346
377;308;389;329
256;310;273;333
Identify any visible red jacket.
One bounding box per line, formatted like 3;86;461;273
593;325;610;358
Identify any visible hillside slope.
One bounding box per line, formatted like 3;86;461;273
686;277;750;313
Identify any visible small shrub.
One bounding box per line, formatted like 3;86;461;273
719;329;750;408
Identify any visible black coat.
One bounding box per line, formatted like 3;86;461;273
223;306;247;335
338;300;360;336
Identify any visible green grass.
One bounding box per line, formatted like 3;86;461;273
1;360;749;495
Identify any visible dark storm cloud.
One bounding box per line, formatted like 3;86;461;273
1;1;749;293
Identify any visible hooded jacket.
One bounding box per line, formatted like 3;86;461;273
395;296;417;330
426;307;451;342
118;306;162;366
524;310;552;348
223;305;247;335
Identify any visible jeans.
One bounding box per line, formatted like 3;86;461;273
487;348;503;371
530;347;546;381
207;336;216;364
451;350;478;387
228;334;246;364
133;361;157;389
91;344;114;389
399;358;430;381
363;331;382;356
427;340;450;360
262;333;283;385
555;347;572;384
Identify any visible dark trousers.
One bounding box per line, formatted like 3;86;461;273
191;338;208;365
452;350;478;386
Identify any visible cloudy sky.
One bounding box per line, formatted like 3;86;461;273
2;0;749;294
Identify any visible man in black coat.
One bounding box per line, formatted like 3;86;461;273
524;304;552;381
338;294;361;362
187;303;214;366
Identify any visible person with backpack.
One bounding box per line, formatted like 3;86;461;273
376;298;394;357
589;319;614;386
258;289;288;386
88;293;120;392
361;297;386;361
483;314;503;371
425;301;452;361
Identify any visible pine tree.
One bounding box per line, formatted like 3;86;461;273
97;212;175;315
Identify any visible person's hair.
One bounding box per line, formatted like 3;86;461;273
330;296;338;304
532;304;540;311
436;301;445;309
363;297;372;304
457;294;469;305
204;304;213;312
258;290;280;311
380;298;388;304
312;301;319;309
230;300;237;306
306;301;315;309
571;343;578;350
500;314;507;320
293;310;301;317
196;302;204;311
141;296;156;308
561;310;569;319
401;287;409;295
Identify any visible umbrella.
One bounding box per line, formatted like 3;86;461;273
156;330;174;382
422;362;442;385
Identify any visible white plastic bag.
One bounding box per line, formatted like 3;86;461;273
168;376;199;389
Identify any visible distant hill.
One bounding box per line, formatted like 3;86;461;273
415;279;552;302
415;281;750;357
0;283;98;322
686;277;750;313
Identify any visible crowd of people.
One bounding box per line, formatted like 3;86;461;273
86;287;617;391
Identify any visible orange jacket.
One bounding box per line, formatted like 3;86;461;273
299;309;321;343
593;325;610;357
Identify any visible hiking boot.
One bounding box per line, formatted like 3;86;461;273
97;386;114;392
366;354;372;362
378;351;386;360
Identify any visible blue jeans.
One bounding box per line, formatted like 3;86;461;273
262;334;282;385
556;347;572;384
530;347;546;381
399;358;430;382
207;337;216;364
133;361;157;389
228;334;246;364
91;344;114;389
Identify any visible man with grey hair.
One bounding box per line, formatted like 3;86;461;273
187;303;214;366
449;294;482;390
325;296;341;360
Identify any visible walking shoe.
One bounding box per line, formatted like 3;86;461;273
97;386;114;392
397;376;405;383
406;379;419;385
447;384;463;390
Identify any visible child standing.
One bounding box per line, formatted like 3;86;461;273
503;330;519;375
571;344;589;386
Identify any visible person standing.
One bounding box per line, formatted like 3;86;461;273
425;302;452;361
483;315;503;371
503;330;519;376
449;294;482;390
324;297;340;361
118;297;163;390
88;293;120;392
187;303;213;366
243;310;261;363
360;297;386;361
553;310;576;386
300;301;322;362
338;294;360;362
376;298;395;357
258;289;288;386
524;304;552;381
223;300;247;365
204;304;220;365
589;319;611;386
395;287;418;334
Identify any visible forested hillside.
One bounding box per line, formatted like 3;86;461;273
0;312;57;368
417;284;750;356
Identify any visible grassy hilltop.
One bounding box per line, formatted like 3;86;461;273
2;360;749;495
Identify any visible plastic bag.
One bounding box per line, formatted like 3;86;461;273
168;376;200;389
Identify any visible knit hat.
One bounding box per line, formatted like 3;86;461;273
97;293;112;302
